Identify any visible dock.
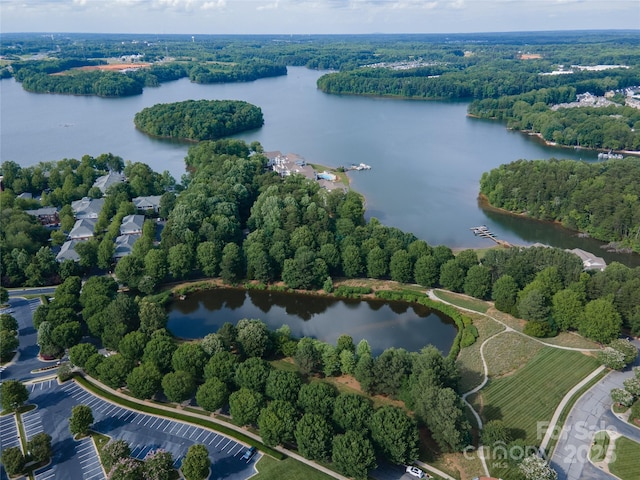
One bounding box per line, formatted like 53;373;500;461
470;225;512;247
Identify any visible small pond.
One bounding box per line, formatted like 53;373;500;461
167;288;458;356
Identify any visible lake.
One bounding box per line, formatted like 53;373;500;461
1;67;639;266
167;288;458;356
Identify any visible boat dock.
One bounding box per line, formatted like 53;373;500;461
470;225;512;247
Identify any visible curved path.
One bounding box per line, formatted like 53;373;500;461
426;289;604;478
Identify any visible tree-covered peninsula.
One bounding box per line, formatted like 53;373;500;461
133;100;264;141
480;157;640;253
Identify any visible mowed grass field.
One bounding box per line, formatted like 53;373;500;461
252;456;334;480
471;347;600;445
609;436;640;480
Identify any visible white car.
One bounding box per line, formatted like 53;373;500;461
406;466;425;478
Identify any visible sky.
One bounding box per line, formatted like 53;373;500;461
1;0;639;35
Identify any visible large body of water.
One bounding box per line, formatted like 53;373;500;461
167;289;457;355
2;67;639;266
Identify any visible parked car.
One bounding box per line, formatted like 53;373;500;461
242;446;256;461
406;466;426;478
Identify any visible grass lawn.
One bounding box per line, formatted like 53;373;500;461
433;290;490;313
609;436;640;480
484;331;544;378
589;431;609;462
470;348;600;446
456;316;505;393
252;455;334;480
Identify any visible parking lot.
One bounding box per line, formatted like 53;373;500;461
26;379;260;480
0;414;21;451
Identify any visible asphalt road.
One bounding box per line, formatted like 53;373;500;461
551;340;640;480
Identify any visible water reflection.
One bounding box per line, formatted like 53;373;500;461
168;288;457;355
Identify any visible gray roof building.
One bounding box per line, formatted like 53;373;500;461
68;218;96;240
133;195;162;213
56;239;81;263
120;214;145;235
25;207;59;226
93;171;126;194
71;197;105;219
113;234;141;259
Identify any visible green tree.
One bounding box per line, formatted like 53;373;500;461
229;387;264;425
161;371;196;403
366;246;388;279
126;363;163;399
463;265;492;299
118;331;148;362
26;432;52;463
234;357;271;393
69;343;98;368
69;404;93;436
294;337;322;376
97;354;134;389
579;298;622;343
181;444;210;480
439;260;465;292
342;245;363;278
332;393;373;433
609;338;638;365
204;350;238;384
297;382;337;417
144;249;169;283
236;318;272;358
492;274;519;314
172;342;208;379
75;239;99;269
97;238;115;270
258;399;298;447
196;241;222;278
0;447;25;476
143;332;177;373
332;430;377;480
389;249;413;284
551;288;585;331
295;412;334;460
481;420;513;446
168;243;194;280
0;287;8;304
138;301;168;336
196;377;229;412
220;243;244;284
517;288;550;321
414;386;470;452
265;369;302;403
413;255;440;288
0;329;19;360
369;406;419;464
0;314;18;331
1;380;28;412
50;321;82;350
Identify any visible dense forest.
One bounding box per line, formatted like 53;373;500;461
133;100;264;141
480;157;640;252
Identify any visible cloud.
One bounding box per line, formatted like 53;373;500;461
257;0;279;11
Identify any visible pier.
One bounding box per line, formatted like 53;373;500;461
470;225;512;247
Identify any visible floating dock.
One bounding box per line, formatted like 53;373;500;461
470;225;512;247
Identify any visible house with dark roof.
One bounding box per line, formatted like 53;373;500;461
25;206;60;226
71;197;105;219
93;171;126;194
68;218;96;240
133;195;162;214
56;239;82;263
113;234;141;260
120;214;145;235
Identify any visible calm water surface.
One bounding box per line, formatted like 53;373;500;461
167;289;457;355
2;67;638;266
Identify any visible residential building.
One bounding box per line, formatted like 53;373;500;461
25;207;60;226
71;197;104;219
133;195;162;214
56;240;82;263
120;214;145;235
93;171;126;194
113;234;141;260
68;218;96;240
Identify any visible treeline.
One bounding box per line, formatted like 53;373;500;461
10;57;285;97
317;63;640;101
20;70;144;97
38;274;467;477
133;100;264;141
469;89;640;150
480;158;640;251
188;61;286;84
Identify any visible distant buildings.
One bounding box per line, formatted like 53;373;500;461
92;171;126;194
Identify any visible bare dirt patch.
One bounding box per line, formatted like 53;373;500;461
77;63;151;71
519;53;542;59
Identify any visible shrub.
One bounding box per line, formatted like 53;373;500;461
598;347;627;370
523;321;555;338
